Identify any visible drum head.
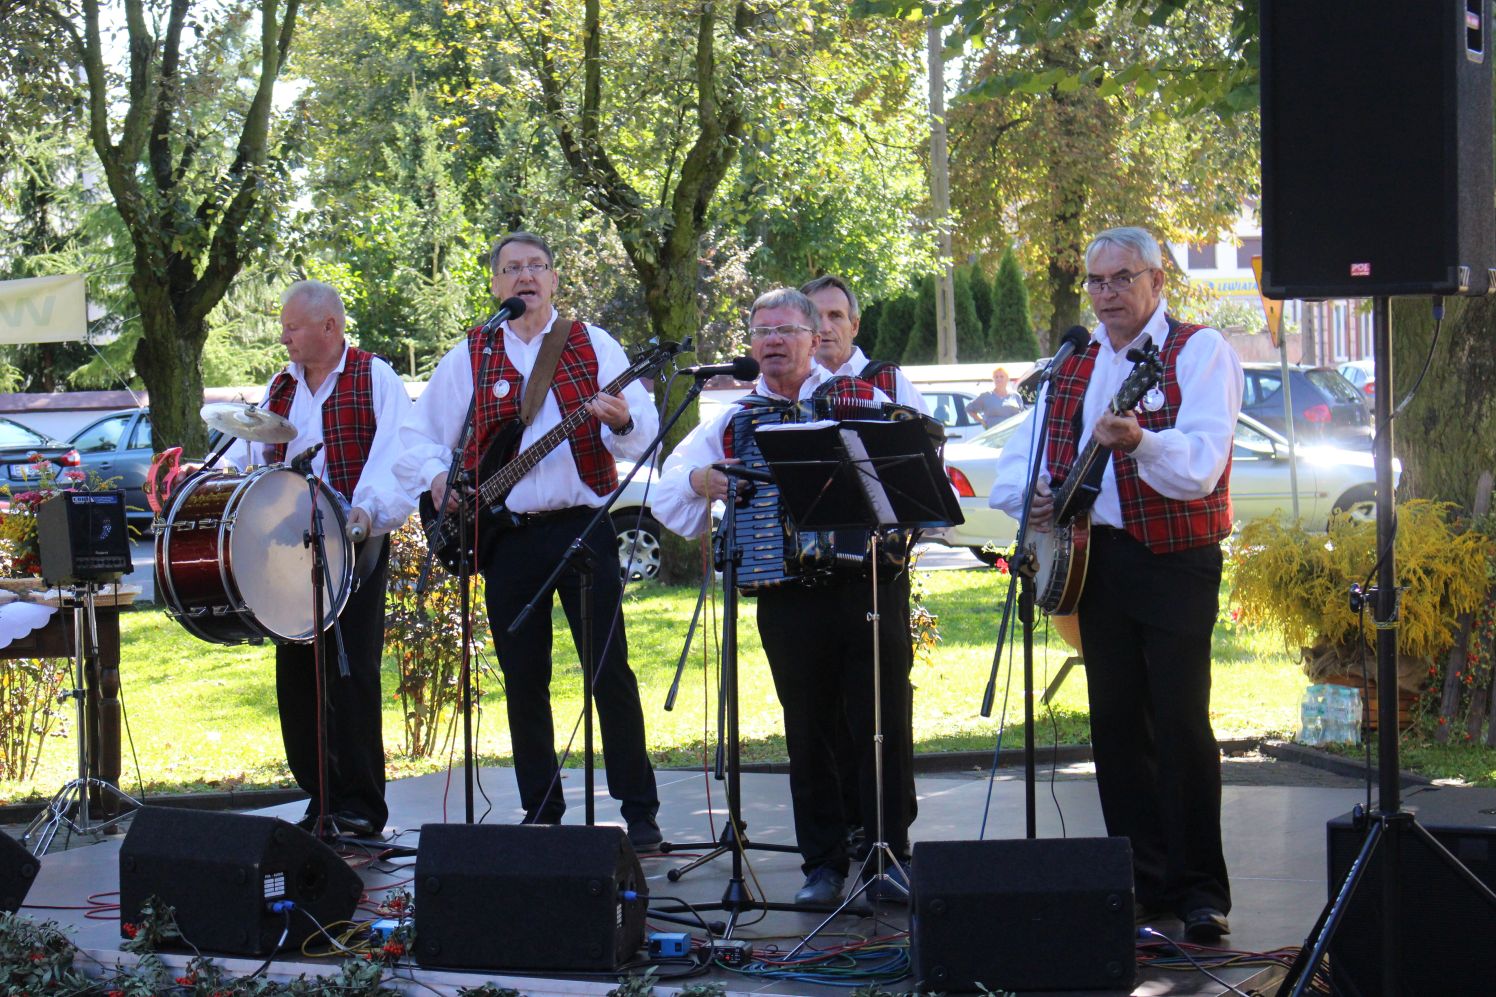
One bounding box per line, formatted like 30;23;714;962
228;468;351;642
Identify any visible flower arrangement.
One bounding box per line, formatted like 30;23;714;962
0;457;106;577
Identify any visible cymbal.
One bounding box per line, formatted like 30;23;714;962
200;402;297;444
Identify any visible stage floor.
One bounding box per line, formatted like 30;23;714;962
20;763;1439;996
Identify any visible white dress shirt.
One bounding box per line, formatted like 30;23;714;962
653;364;891;539
826;347;932;415
231;343;415;536
392;307;658;514
988;302;1243;529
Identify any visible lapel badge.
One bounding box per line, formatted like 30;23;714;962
1141;385;1166;413
493;379;512;400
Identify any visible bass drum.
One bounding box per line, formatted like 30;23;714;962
155;466;353;645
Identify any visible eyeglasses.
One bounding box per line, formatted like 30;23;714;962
1083;269;1155;294
748;323;813;340
498;262;551;276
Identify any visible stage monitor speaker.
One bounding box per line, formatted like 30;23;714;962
910;837;1135;992
413;823;646;972
37;489;132;587
118;806;363;956
0;829;39;913
1326;787;1496;995
1260;2;1496;298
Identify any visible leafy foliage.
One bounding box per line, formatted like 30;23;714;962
990;247;1040;361
1229;501;1492;665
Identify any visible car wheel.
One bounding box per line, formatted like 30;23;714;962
1330;485;1377;525
615;511;664;581
970;546;1001;567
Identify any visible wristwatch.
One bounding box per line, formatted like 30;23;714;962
614;417;635;437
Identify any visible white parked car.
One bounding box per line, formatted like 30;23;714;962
921;389;987;443
928;411;1390;564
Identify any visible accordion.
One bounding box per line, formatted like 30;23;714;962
723;378;938;594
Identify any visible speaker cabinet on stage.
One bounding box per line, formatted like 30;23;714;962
118;807;362;956
37;489;132;587
1261;2;1496;298
413;823;646;972
910;837;1135;992
0;830;38;913
1327;787;1496;995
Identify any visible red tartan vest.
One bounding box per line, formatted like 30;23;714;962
723;374;878;458
463;320;618;496
858;359;902;399
1044;319;1232;554
264;346;378;500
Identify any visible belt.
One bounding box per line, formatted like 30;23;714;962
513;506;589;527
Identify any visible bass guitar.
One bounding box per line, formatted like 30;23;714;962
419;340;680;575
1027;343;1164;615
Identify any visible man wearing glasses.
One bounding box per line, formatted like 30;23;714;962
989;227;1243;943
653;287;915;908
393;231;662;851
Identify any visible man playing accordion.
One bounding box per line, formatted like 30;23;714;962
653;287;916;907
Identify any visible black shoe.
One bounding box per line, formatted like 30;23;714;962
1182;907;1229;944
296;812;377;838
794;866;847;906
627;817;663;852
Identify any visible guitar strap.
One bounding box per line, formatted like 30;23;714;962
518;314;574;427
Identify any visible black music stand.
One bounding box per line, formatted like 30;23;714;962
754;417;959;949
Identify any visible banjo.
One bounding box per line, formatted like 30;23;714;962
1027;343;1165;615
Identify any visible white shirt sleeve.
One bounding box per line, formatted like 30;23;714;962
590;325;660;463
393;343;472;502
350;358;416;535
653;404;735;539
1128;328;1243;499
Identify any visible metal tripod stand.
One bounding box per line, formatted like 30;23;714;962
22;585;139;855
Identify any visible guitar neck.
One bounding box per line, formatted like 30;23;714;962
474;367;639;507
1053;395;1128;524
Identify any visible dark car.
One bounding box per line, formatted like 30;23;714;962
0;415;83;491
67;408;156;518
1240;363;1372;449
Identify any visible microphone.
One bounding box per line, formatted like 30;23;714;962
1038;325;1092;383
478;296;527;338
681;356;759;381
347;520;368;543
711;463;775;484
289;442;323;474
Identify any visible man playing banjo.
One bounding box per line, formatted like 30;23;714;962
988;227;1242;943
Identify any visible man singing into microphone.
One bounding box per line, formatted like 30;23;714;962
234;279;413;837
392;231;662;849
989;227;1242;942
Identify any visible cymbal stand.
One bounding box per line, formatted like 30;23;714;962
22;585;140;855
789;531;905;956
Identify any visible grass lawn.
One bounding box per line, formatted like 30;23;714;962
0;564;1358;804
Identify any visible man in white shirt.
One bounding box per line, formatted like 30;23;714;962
392;232;662;850
654;287;914;908
238;279;413;838
989;227;1242;943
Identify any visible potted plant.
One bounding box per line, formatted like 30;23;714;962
1228;500;1490;716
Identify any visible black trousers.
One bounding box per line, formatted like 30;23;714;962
482;508;658;825
1076;525;1231;915
276;536;391;831
757;574;913;876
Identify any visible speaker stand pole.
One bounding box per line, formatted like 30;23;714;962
1278;296;1496;995
22;585;139;855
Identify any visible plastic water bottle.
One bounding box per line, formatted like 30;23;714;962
1299;685;1327;746
1332;685;1362;745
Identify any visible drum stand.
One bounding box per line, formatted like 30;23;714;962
22;585;140;856
300;468;352;839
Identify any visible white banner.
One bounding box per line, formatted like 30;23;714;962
0;274;88;343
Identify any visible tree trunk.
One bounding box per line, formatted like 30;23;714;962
1046;255;1083;352
131;272;210;455
1437;470;1494;740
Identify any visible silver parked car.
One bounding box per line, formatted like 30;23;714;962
929;411;1389;564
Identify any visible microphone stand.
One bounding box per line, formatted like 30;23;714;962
504;360;691;826
979;397;1059;840
416;334;498;825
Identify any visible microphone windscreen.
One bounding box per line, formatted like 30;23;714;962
1060;325;1091;352
730;356;760;381
500;296;527;318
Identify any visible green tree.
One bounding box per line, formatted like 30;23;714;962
991;246;1040;360
952;263;984;360
902;278;937;365
877;291;916;362
967;259;995;340
857;299;884;360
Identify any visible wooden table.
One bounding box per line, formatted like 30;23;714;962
2;597;125;818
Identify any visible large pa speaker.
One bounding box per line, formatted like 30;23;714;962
118;807;363;956
1261;2;1496;298
1326;787;1496;995
0;830;39;913
910;837;1136;992
37;489;132;586
413;823;646;972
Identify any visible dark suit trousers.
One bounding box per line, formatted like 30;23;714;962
482;508;658;824
276;536;391;831
757;575;914;876
1076;525;1231;915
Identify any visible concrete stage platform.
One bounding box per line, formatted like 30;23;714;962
19;764;1422;996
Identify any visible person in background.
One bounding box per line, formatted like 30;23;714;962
966;365;1024;428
